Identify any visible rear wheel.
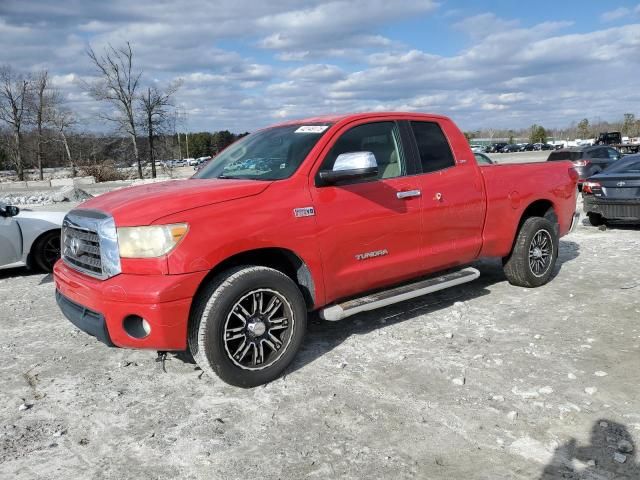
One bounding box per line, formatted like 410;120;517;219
503;217;558;288
587;212;605;227
32;230;61;272
189;266;307;388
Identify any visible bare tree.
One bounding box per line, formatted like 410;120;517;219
86;42;143;178
32;70;59;180
138;80;181;178
0;66;32;180
51;107;77;177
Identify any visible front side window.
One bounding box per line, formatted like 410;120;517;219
319;122;406;181
410;121;455;174
195;124;331;181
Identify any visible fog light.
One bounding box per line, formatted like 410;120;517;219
123;315;151;339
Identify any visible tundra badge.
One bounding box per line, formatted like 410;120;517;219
355;249;388;261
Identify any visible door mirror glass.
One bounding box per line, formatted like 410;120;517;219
319;151;379;185
0;204;19;217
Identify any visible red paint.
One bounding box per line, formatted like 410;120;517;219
54;112;578;351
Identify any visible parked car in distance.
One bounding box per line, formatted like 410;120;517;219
54;112;578;387
0;203;64;272
470;144;486;153
474;152;495;165
194;158;212;172
519;143;535;152
547;146;622;187
501;144;521;153
533;143;554;151
582;154;640;226
487;142;508;153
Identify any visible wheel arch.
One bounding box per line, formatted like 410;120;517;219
192;247;317;311
508;199;558;257
26;228;61;268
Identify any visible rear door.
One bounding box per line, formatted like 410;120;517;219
310;120;424;302
0;213;22;266
408;120;486;272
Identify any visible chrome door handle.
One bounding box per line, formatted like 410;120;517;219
396;189;421;199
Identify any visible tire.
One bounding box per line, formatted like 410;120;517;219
189;266;307;388
587;213;605;227
32;230;61;272
503;217;559;288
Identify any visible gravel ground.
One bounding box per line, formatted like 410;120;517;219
2;199;640;479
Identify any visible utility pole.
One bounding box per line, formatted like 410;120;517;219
177;132;182;160
186;132;189;158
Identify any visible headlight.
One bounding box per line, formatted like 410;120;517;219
117;223;189;258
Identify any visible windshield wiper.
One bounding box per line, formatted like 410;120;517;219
217;174;242;179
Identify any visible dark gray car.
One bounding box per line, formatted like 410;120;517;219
547;146;622;185
582;154;640;226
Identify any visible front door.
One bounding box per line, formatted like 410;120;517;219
310;121;423;303
0;214;22;266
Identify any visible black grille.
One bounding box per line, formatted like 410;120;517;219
63;225;103;276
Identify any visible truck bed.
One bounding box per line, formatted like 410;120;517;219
479;161;578;258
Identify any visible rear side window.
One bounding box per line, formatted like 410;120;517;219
410;121;455;174
548;151;582;161
589;148;607;159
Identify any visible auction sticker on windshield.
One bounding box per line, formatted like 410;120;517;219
295;125;329;133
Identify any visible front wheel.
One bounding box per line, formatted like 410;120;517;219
32;230;61;272
503;217;559;288
189;266;307;388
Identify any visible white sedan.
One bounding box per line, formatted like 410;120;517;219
0;203;65;272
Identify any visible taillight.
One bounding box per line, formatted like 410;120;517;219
582;181;601;194
572;160;590;167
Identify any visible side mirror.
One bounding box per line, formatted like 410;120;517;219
0;205;20;217
318;151;379;185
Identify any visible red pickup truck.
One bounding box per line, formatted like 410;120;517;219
54;112;579;387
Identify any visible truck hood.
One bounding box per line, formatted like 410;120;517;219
77;178;272;226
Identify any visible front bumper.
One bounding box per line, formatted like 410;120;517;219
54;260;208;350
584;196;640;221
56;291;114;346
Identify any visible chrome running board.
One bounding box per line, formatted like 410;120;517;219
320;267;480;321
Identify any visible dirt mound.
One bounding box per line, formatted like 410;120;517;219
0;186;93;205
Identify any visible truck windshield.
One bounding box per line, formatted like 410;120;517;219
194;124;332;181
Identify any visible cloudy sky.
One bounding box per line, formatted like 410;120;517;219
1;0;640;132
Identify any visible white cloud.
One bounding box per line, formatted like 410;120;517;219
453;13;520;40
601;7;631;22
1;2;640;132
601;4;640;21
